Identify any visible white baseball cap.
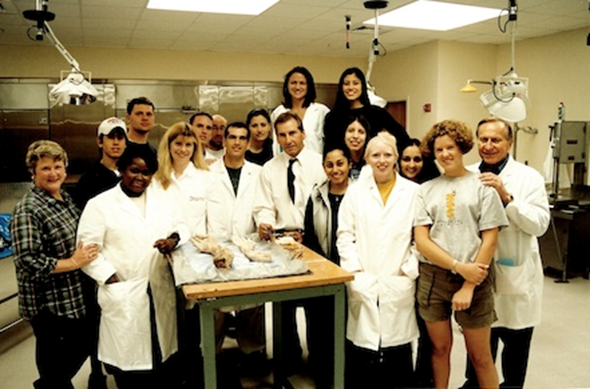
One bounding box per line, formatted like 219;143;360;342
97;117;127;137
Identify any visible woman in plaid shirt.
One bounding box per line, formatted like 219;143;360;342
11;140;99;389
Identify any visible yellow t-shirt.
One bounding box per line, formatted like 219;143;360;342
377;178;395;205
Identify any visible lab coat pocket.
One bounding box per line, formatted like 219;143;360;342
380;276;418;345
494;261;530;296
97;278;152;370
345;272;378;347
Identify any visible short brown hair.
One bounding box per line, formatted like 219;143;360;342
274;111;304;135
26;140;68;174
420;120;474;158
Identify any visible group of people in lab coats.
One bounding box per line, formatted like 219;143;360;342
10;64;550;389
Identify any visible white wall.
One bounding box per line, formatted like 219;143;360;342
0;44;363;84
372;28;589;172
498;28;590;171
371;41;439;140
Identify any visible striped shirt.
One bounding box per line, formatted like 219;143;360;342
10;184;87;320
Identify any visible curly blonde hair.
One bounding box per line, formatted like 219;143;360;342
420;120;474;158
155;122;208;189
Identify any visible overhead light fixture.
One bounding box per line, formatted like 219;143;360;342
479;72;528;122
460;80;492;93
364;1;389;107
364;0;500;31
147;0;279;16
45;22;98;107
23;1;98;106
460;0;529;122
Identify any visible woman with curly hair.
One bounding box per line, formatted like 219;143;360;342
413;120;508;389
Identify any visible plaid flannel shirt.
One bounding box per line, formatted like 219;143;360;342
10;185;87;320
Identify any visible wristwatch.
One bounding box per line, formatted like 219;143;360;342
505;194;514;206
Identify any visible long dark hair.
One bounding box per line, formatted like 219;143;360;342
399;138;440;183
333;67;370;112
282;66;317;109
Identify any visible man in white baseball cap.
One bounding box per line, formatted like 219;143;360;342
73;117;127;210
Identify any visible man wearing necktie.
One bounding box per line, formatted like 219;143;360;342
253;111;326;376
255;111;325;242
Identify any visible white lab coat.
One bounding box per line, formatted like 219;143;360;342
152;163;218;237
207;159;262;240
77;184;188;370
469;157;550;329
337;172;419;351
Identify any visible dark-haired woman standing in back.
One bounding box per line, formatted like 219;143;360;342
245;108;274;166
271;66;330;154
324;67;409;152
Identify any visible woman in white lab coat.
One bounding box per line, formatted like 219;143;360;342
77;145;188;388
337;131;419;388
271;66;330;155
153;121;218;237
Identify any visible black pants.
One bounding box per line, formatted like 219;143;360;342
30;310;91;389
82;274;104;380
345;340;414;389
305;295;335;388
464;326;534;389
280;296;335;367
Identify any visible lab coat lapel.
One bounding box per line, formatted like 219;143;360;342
114;185;146;220
499;155;517;181
236;162;255;200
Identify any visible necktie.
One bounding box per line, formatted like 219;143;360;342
288;158;296;203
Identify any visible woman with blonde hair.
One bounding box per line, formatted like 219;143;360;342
154;122;217;236
337;131;420;388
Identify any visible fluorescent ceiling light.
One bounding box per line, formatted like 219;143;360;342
147;0;279;16
365;0;500;31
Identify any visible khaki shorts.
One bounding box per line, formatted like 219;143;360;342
417;262;496;328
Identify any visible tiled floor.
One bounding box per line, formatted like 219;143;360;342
1;273;590;388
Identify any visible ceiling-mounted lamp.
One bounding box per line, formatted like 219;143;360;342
460;80;492;93
460;0;529;122
364;0;388;107
23;1;98;106
479;72;529;122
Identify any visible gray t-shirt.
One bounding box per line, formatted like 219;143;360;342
414;171;508;264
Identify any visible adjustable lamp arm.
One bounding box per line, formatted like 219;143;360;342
44;21;81;73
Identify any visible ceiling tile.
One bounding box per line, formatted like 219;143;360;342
0;0;585;57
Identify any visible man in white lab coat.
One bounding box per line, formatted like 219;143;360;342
463;117;550;389
207;122;267;370
254;111;325;373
